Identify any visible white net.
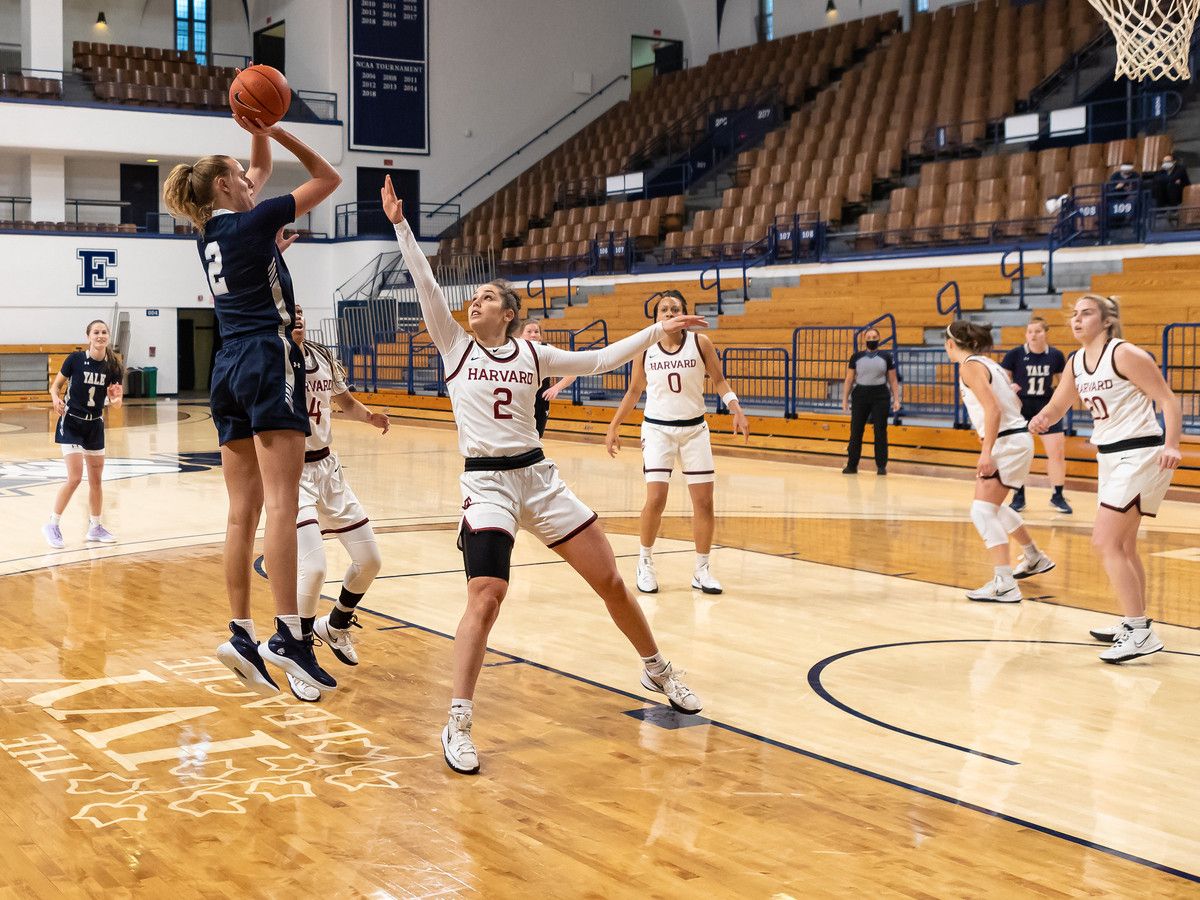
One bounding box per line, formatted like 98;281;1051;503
1086;0;1200;80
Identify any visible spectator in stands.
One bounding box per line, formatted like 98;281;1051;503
1152;153;1190;208
1108;161;1139;226
1109;161;1139;193
841;327;901;475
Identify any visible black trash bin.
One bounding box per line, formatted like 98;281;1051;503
126;368;143;399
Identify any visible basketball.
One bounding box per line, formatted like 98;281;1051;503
228;64;290;125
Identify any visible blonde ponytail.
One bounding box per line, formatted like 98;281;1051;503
163;155;231;230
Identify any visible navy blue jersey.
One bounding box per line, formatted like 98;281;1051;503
1002;344;1066;417
60;351;118;417
198;194;297;341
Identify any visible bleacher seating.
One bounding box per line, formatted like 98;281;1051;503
0;221;138;233
0;72;62;100
72;40;238;111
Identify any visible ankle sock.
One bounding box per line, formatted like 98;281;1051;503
1052;485;1064;497
49;513;62;526
232;618;256;642
1122;616;1150;630
450;698;473;713
641;651;668;674
278;614;303;640
995;565;1014;583
300;616;315;637
695;552;710;571
1021;542;1039;560
639;546;654;561
89;515;101;527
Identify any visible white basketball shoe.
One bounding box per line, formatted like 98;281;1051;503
313;615;359;666
636;557;659;594
441;708;480;775
966;576;1022;603
1013;551;1055;580
640;662;703;714
1099;624;1164;663
691;565;723;594
286;672;321;702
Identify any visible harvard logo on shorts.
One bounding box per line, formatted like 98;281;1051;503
462;497;473;510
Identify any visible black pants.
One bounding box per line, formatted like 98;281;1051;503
846;384;890;469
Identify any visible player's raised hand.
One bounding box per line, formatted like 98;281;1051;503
660;314;708;334
380;175;405;224
367;411;390;434
232;113;277;137
275;227;299;254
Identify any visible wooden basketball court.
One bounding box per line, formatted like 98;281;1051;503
2;400;1198;896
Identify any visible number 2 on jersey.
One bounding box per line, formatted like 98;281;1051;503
203;241;229;297
493;388;513;419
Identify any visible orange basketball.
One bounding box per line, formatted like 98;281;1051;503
228;64;291;126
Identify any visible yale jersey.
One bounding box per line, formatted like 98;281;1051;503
199;195;297;341
1001;344;1066;418
446;338;543;457
60;351;117;418
1072;339;1161;446
961;355;1027;437
303;344;348;452
643;332;707;421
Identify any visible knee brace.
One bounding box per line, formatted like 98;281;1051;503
296;519;327;618
996;503;1024;534
338;522;382;594
970;500;1009;549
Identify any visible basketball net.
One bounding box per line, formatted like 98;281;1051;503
1086;0;1200;80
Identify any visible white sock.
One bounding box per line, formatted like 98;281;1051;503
233;618;256;642
695;552;710;571
639;546;654;561
1022;542;1039;559
89;515;101;526
1122;616;1149;629
278;614;303;640
50;513;62;525
641;651;668;674
450;698;473;713
995;565;1014;583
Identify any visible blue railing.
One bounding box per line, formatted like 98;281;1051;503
721;347;790;414
1000;247;1026;309
405;330;445;397
740;231;775;301
525;277;550;317
936;281;961;319
1162;322;1200;435
335;200;461;240
699;261;726;313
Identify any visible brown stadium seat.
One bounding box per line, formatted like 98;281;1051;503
976;178;1007;204
941;204;973;241
1005;152;1036;178
1180;185;1200;227
972;202;1004;239
1139;134;1173;172
1105;138;1138;167
913;207;943;242
889;187;917;212
884;208;913;244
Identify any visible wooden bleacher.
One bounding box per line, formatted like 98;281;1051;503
0;344;81;403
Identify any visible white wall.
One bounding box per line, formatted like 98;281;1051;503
0;0;18;43
0;232;399;393
0;153;28;201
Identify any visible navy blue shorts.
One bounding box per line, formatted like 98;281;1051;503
210;331;309;446
55;414;105;451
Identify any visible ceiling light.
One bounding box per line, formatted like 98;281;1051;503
146;158;158;163
825;0;838;19
96;12;108;28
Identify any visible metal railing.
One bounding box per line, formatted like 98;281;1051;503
0;195;31;220
335;200;461;240
1162;323;1200;435
721;347;790;414
895;347;962;426
936;281;961;319
1000;247;1026;309
790;326;861;415
566;319;628;403
431;74;629;217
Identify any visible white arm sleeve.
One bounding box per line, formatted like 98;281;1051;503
539;322;667;378
393;221;467;357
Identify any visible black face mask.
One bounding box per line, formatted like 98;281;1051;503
865;340;880;351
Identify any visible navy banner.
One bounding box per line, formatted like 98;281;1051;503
348;0;429;154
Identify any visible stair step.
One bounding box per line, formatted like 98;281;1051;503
985;292;1063;310
964;309;1029;327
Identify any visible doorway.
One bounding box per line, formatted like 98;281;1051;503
120;163;160;233
631;35;683;94
253;21;285;72
177;308;216;395
357;166;419;237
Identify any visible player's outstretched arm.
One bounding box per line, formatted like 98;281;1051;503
540;315;707;378
332;390;390;434
382;176;466;356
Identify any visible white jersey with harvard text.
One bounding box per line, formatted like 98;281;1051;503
302;344;348;452
1072;339;1162;447
445;338;543;458
643;331;707;421
960;355;1027;437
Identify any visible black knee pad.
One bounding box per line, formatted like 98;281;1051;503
458;525;514;582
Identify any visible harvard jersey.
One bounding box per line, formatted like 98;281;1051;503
302;343;348;452
1001;344;1066;417
643;331;706;421
59;350;117;418
199;195;297;341
445;338;543;457
1072;339;1162;446
960;355;1027;437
